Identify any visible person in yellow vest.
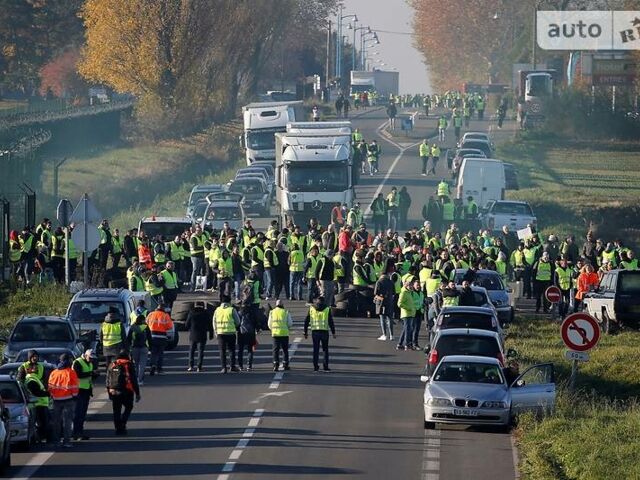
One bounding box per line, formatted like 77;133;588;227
303;246;321;305
145;264;164;303
100;307;127;367
397;281;417;350
386;187;400;231
429;144;441;175
72;349;98;440
24;363;51;443
160;261;180;309
533;251;553;313
620;250;638;270
419;139;430;176
8;230;22;278
288;243;305;301
189;224;206;290
65;225;79;282
554;256;573;318
268;300;294;371
213;295;240;373
304;296;336;372
216;248;234;301
441;197;455;223
50;226;65;283
129;265;146;292
263;240;279;300
437;179;450;199
111;229;123;268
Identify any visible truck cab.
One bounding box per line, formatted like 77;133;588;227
241;101;304;166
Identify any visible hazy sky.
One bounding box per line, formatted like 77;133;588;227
340;0;432;93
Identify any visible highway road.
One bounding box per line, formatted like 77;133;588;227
10;108;519;480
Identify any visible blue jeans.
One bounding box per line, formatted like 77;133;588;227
307;278;318;303
398;317;415;348
290;271;303;300
413;312;423;346
379;315;393;337
233;272;244;300
190;256;205;287
264;269;274;297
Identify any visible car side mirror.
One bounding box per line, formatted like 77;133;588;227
420;375;430;383
515;379;525;387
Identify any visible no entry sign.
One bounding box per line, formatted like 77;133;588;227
545;286;562;303
561;312;600;352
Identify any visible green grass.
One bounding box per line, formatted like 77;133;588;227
497;137;640;242
0;284;72;336
507;316;640;479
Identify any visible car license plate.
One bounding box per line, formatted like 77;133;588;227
453;408;477;416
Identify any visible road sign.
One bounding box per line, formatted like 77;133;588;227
565;350;590;362
561;312;601;352
69;194;102;224
545;285;562;304
56;199;73;227
71;224;100;253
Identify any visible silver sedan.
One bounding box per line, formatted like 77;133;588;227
422;355;556;429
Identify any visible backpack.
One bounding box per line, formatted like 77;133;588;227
106;361;128;392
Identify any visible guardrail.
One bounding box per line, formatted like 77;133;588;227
0;98;136;131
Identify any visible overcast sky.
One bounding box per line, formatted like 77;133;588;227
340;0;432;93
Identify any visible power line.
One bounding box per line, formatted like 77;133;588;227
371;29;413;36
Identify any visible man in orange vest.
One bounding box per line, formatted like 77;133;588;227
146;301;174;376
137;236;154;270
48;353;79;447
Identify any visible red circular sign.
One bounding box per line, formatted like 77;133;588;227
561;313;600;352
545;286;562;303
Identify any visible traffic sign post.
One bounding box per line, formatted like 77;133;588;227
561;312;601;390
57;199;73;286
70;194;102;287
545;285;562;320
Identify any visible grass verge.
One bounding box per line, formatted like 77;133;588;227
0;284;72;336
506;316;640;479
497;136;640;243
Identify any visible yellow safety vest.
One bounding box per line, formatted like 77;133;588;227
306;256;319;279
352;265;369;286
145;276;163;296
190;234;205;255
333;254;344;279
270;308;290;337
251;245;264;267
536;261;552;281
215;306;237;334
264;248;279;268
9;240;21;262
309;307;330;331
101;322;123;347
217;257;233;278
289;250;305;272
556;266;572;290
437;181;449;197
443;295;459;306
442;202;454;221
25;374;50;408
73;357;94;390
161;269;178;289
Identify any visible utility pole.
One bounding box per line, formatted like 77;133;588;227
326;20;332;92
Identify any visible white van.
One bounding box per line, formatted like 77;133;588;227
456;158;505;207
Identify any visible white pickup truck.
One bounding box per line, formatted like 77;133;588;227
481;200;537;234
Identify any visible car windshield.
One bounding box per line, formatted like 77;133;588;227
439;312;495;330
434;362;504;384
435;335;501;357
285;163;349;192
491;202;533;216
205;206;241;221
461;141;491;155
68;301;125;324
465;134;489;141
619;272;640;293
455;272;504;291
15;350;71;364
231;180;266;195
192;202;209;220
139;222;191;240
10;321;73;342
0;381;23;403
247;131;277;150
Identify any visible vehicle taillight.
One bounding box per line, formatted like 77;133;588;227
428;349;439;365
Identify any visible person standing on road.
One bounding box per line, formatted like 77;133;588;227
24;363;51;443
370;193;387;234
367;140;381;176
554;257;573;318
396;281;416;350
533;251;554;313
127;314;151;384
374;272;395;341
189;224;206;290
48;353;79;447
419;139;430;176
213;295;241;373
72;349;98;440
574;264;599;312
386;102;397;130
438;115;447;142
146;302;173;376
386;187;400;231
106;350;140;436
100;307;127;368
317;249;336;307
398;187;411;230
185;301;213;372
160;261;180;309
303;246;321;305
269;300;293;371
453;113;463;141
288;243;305;301
429;144;441;176
304;296;336;372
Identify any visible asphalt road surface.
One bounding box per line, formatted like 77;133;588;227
11;109;519;480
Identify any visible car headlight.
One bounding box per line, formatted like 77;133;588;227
482;401;507;409
427;397;452;407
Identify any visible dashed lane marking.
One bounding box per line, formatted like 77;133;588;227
422;429;441;480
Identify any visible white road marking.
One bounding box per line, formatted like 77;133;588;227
229;450;243;460
250;390;293;404
222;462;236;472
11;452;56;480
423;429;441;480
247;417;260;427
268;381;280;389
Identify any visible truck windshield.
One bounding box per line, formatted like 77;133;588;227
139;222;192;240
247;131;277;150
285;163;349;192
527;75;551;97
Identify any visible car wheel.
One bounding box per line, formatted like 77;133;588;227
424;420;436;430
0;440;10;474
509;307;515;324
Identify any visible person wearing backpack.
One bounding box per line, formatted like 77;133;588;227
237;304;257;371
126;314;152;384
106;350;140;435
185;301;213;372
213;295;241;373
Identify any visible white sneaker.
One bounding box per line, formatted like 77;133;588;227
377;335;387;341
389;335;394;341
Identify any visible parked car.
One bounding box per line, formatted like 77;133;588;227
453;269;514;324
421;356;556;429
0;395;10;473
481;200;537;234
14;347;77;365
584;269;640;333
0;375;36;448
456;158;506;208
0;362;56;382
432;306;504;347
201;192;245;231
454;285;497;313
425;328;506;376
459;132;494;148
186;184;227;218
458;139;492;157
228;177;271;216
1;316;85;364
66;288;179;356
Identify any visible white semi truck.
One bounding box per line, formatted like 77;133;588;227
275;123;354;226
241;101;304;166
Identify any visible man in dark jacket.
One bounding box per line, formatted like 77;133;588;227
303;296;336;372
374;272;395;341
185;301;213;372
458;281;476;306
316;249;336;307
106;350;140;435
126;314;152;384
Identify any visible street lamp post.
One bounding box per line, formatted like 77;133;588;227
336;10;358;81
361;31;379;71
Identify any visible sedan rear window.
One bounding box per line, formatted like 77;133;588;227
11;322;73;342
439;313;496;330
68;302;125;324
435;335;501;357
619;272;640;293
434;362;504;384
